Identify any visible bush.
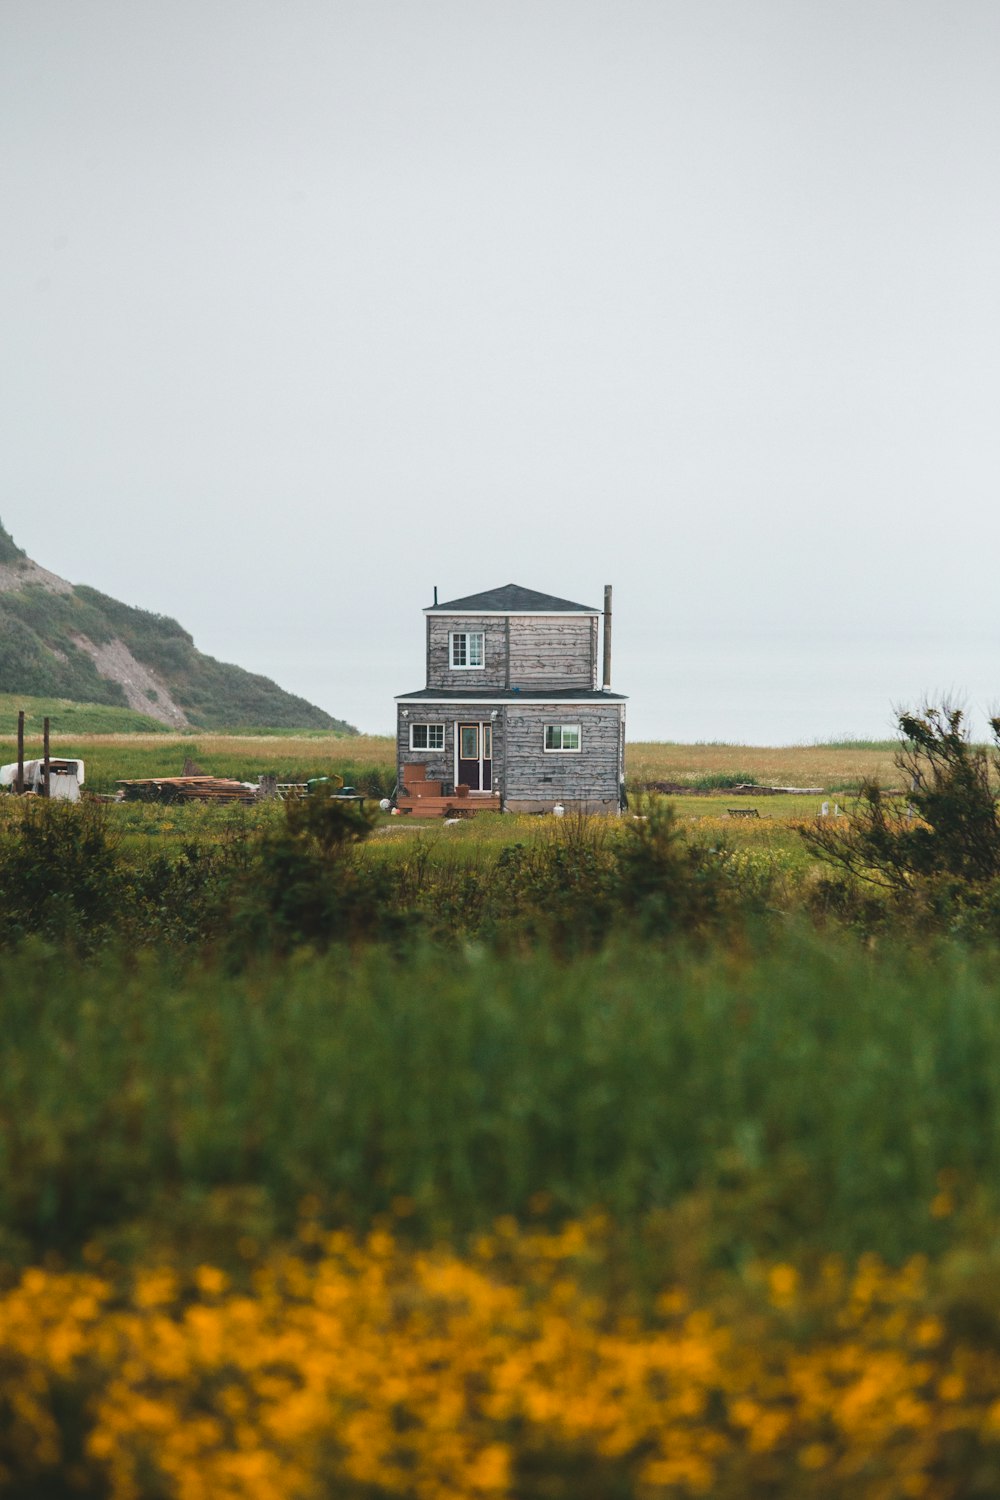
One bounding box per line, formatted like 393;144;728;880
0;799;126;952
227;784;399;956
802;705;1000;935
615;801;737;937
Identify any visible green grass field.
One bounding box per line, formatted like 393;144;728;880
0;728;396;793
0;719;903;797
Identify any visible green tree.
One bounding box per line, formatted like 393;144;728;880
803;704;1000;907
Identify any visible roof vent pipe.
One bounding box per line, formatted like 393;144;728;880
433;585;438;606
602;584;613;690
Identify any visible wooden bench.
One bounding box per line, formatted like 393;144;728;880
726;807;760;819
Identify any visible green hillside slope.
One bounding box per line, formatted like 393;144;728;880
0;693;168;735
0;520;356;733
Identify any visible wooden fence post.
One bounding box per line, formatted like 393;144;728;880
43;717;50;799
16;710;24;795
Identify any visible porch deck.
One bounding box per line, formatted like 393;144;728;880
395;765;501;818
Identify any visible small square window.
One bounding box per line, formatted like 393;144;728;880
544;724;581;752
450;632;484;669
410;723;445;751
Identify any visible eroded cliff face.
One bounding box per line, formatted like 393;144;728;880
0;547;191;727
0;518;353;732
68;634;190;728
0;554;73;597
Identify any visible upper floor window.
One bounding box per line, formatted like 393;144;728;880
544;724;581;752
450;631;485;669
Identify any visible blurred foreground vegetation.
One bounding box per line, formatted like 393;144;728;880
0;930;997;1270
5;711;1000;1496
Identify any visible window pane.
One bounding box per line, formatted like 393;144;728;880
429;725;444;750
482;725;492;758
411;724;428;749
468;632;484;666
460;726;478;759
451;634;467;667
544;724;580;751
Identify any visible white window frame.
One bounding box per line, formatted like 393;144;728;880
409;723;445;752
449;631;485;670
543;723;582;753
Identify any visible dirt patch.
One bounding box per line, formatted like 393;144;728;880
70;634;190;729
0;557;73;595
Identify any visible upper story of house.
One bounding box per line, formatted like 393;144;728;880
420;583;606;693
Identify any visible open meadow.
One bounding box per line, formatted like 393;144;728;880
1;723;901;796
5;722;1000;1498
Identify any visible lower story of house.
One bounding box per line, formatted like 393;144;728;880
394;696;626;814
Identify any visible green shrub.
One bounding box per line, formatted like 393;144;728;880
227;785;399;956
615;802;739;937
0;799;126;952
688;770;759;790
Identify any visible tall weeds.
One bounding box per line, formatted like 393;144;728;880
0;932;996;1265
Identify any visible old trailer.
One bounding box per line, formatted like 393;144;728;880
0;758;85;800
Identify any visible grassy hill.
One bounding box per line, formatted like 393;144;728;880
0;693;169;736
0;518;356;733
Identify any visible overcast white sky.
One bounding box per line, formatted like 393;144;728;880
3;2;1000;740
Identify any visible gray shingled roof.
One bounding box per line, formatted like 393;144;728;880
426;584;599;614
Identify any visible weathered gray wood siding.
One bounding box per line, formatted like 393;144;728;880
507;616;593;688
427;616;507;690
397;706;452;787
397;706;506;795
502;703;624;803
427;613;596;690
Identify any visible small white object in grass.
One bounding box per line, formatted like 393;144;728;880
553;803;565;816
390;807;401;816
821;801;830;816
379;798;391;811
444;817;461;825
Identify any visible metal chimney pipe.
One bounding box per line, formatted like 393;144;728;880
433;585;438;606
602;585;613;690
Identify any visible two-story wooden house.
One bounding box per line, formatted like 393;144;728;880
394;583;626;815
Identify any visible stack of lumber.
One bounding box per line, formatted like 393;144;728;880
116;776;257;805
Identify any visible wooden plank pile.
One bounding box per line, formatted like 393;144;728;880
116;776;257;805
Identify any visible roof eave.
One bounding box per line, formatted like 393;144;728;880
423;607;600;617
394;691;628;703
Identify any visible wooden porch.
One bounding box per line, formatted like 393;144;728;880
395;765;501;818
